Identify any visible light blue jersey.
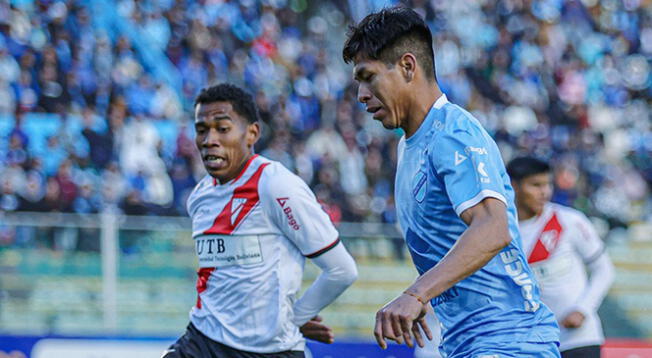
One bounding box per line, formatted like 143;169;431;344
395;95;560;358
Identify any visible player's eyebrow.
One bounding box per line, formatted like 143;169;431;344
353;66;370;81
195;112;233;123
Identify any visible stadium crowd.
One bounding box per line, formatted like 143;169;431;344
0;0;650;250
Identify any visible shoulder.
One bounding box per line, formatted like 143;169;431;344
431;105;491;154
186;174;213;215
258;158;308;197
188;175;213;198
549;203;592;227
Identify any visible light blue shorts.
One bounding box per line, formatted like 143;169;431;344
469;341;561;358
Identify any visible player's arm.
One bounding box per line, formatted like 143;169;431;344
373;198;509;349
562;213;615;328
260;166;357;342
293;241;358;341
410;197;510;298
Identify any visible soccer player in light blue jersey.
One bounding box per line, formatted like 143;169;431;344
343;7;560;358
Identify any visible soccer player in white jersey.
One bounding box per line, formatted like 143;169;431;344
507;157;615;358
162;83;358;358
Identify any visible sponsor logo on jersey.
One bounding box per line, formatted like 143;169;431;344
465;146;488;155
276;197;300;230
500;248;540;312
454;151;467;166
477;162;491;183
432;287;459;306
195;234;263;268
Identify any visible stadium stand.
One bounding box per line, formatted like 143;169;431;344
0;0;651;343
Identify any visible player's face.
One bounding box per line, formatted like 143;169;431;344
353;57;407;130
514;173;552;216
194;101;259;183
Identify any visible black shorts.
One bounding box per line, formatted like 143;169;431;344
162;323;305;358
561;345;601;358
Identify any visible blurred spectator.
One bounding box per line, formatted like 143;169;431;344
0;0;648;255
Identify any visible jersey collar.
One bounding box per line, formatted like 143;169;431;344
406;93;448;147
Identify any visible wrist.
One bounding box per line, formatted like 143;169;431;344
403;290;427;305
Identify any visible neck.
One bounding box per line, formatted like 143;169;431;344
403;82;443;138
216;153;254;184
517;205;540;222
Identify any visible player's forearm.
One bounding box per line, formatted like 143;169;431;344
292;243;358;326
576;253;615;313
407;210;510;301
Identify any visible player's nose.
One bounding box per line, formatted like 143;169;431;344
202;128;221;147
357;84;372;103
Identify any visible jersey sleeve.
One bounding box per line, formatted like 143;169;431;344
430;127;508;217
570;211;605;263
260;164;340;257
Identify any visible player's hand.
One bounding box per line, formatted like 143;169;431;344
374;292;432;349
561;311;585;328
300;316;334;344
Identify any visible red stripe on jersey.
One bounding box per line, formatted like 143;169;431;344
196;159;268;309
196;267;215;308
528;212;563;264
203;162;269;235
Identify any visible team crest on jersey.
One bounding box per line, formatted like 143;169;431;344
230;197;247;225
412;170;427;203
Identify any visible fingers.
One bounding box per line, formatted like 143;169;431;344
301;321;334;344
389;313;404;345
400;315;414;348
312;315;323;322
412;323;425;348
374;312;387;349
418;317;433;341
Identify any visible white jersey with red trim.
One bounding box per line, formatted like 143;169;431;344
186;154;339;353
519;202;608;351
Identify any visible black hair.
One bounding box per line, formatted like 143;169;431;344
342;6;436;80
194;83;260;124
506;156;551;182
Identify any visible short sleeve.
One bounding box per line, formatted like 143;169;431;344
430;127;508;217
260;164;340;258
571;211;605;263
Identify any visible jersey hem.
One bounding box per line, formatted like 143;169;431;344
454;189;507;216
189;317;306;353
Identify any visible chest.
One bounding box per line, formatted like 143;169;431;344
521;213;576;264
396;145;450;218
190;186;267;236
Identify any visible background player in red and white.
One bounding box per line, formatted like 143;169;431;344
162;83;358;358
507;157;615;358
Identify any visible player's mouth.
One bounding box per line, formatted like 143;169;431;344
366;106;385;120
203;154;227;170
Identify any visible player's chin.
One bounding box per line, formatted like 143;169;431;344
204;165;226;179
374;115;395;129
380;118;398;130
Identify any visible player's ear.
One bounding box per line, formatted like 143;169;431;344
510;179;520;193
245;122;260;148
399;53;417;82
